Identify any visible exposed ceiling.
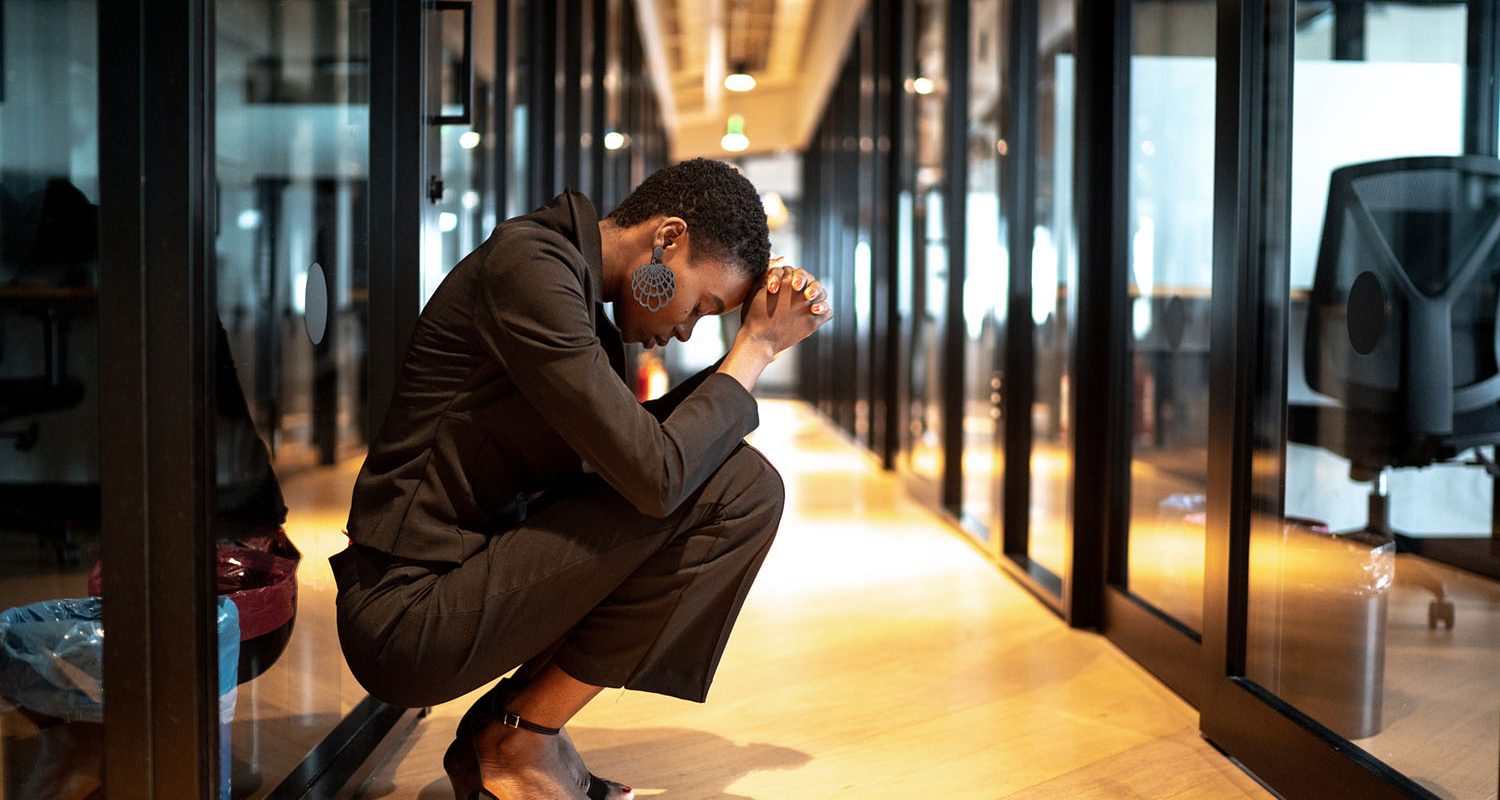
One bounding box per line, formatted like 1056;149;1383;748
634;0;869;160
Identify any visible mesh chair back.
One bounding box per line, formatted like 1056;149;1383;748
1305;156;1500;466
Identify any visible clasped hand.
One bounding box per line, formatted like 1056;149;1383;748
737;255;834;356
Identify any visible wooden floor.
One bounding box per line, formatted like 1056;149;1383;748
354;400;1272;800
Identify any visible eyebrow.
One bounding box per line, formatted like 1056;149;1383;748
709;293;726;314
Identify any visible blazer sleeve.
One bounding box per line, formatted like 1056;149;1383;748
474;230;759;518
640;360;725;423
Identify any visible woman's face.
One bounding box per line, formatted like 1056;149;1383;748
614;235;753;348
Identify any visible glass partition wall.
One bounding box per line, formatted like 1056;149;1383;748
0;0;673;793
801;0;1500;798
1232;2;1500;797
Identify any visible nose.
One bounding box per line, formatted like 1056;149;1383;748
674;320;696;342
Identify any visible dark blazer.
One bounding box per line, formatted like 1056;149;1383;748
346;191;760;564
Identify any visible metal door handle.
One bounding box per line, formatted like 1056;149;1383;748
427;0;473;126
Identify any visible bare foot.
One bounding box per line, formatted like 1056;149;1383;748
472;721;594;799
558;728;634;800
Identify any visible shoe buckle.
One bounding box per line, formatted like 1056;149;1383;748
500;712;523;729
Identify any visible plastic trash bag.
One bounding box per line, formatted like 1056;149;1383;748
0;595;241;724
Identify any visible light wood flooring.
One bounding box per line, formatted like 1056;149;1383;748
354;400;1271;800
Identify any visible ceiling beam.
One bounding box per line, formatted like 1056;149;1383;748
633;0;679;140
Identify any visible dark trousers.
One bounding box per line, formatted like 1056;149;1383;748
331;443;784;708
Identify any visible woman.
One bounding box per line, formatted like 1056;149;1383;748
332;158;832;799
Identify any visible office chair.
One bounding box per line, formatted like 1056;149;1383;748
1297;154;1500;629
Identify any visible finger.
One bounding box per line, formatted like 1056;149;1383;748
766;266;784;293
809;302;832;316
803;281;824;302
790;269;811;292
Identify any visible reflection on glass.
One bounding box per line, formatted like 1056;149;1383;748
1123;0;1215;633
960;0;1009;538
425;1;499;305
0;2;107;794
1027;0;1074;579
1248;4;1499;796
215;1;373;793
906;0;949;491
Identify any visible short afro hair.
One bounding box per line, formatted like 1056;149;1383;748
607;158;770;283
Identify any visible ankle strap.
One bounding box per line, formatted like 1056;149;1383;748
500;711;561;736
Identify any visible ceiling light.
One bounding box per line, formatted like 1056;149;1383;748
604;130;629;151
721;113;749;152
458;130;481;149
912;77;935;95
724;62;756;92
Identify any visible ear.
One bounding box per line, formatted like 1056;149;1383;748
655;217;688;258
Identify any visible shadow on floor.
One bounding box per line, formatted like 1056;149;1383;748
373;726;811;800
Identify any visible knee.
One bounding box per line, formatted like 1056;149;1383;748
727;444;785;521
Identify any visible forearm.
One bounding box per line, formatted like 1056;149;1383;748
716;336;777;393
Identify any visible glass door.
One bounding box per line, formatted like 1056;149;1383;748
1097;0;1218;702
212;1;378;794
421;0;495;306
960;0;1010;548
900;0;951;509
1203;2;1500;797
1008;0;1075;599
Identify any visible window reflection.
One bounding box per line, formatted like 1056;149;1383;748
215;0;373;793
961;0;1009;540
1123;0;1216;633
905;0;949;492
1027;0;1075;581
0;1;108;794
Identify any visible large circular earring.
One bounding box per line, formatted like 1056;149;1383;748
630;245;676;312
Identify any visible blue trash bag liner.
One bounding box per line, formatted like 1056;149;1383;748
0;596;241;724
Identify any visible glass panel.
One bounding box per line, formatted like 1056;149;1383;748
1123;0;1216;633
906;0;949;491
1027;0;1075;579
0;1;107;794
961;0;1009;539
423;0;498;306
1248;3;1500;796
214;1;372;793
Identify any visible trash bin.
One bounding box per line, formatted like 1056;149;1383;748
0;595;241;799
1274;520;1394;740
89;530;300;685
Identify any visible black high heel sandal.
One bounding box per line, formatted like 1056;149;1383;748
444;678;628;800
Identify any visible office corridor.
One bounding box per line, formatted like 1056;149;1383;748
350;400;1270;799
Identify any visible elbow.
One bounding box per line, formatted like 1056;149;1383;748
631;485;686;519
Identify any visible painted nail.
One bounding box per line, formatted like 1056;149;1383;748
811;303;826;314
792;277;805;290
768;279;779;291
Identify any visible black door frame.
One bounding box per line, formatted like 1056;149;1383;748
99;0;221;793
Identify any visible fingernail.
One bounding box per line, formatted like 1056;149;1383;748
811;303;825;314
768;279;779;291
793;278;804;290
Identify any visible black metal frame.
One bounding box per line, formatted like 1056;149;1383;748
940;0;970;515
1466;0;1499;155
1065;0;1128;631
427;0;474;126
99;0;221;793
